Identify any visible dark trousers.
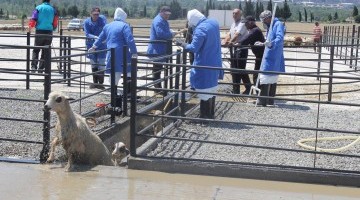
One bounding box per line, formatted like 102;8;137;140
231;48;251;94
152;64;163;89
31;30;53;70
253;55;263;85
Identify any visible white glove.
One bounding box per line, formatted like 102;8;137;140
93;36;99;39
88;46;96;53
264;41;272;48
254;41;264;46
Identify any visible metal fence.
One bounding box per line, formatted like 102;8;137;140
128;41;360;186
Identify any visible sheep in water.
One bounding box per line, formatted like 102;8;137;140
111;142;130;166
44;91;114;171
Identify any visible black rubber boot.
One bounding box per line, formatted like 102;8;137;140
242;84;252;95
232;74;241;94
200;100;208;119
97;71;105;89
257;84;270;106
268;83;277;106
90;68;98;89
114;94;123;116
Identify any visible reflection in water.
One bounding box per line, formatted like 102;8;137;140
0;162;359;200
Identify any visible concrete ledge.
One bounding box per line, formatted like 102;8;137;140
128;156;360;187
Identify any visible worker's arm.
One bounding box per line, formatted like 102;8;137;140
221;32;231;45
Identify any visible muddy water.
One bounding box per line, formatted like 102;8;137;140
0;162;359;200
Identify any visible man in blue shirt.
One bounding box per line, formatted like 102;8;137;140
89;8;137;110
176;9;223;119
84;7;107;89
29;0;58;73
147;6;176;90
256;10;285;106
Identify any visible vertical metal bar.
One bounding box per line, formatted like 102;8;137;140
67;37;71;86
39;46;51;163
63;36;67;81
26;32;30;89
174;50;181;115
168;40;174;90
110;48;116;124
130;55;138;157
328;46;334;102
122;45;128;117
350;25;356;68
59;29;63;72
324;26;327;45
355;26;360;70
317;43;321;81
344;26;350;64
338;26;343;57
58;20;62;33
330;26;334;50
181;50;187;116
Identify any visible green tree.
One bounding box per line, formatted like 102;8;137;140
304;8;307;22
282;0;291;21
255;2;259;19
169;0;182;19
267;0;272;11
328;14;332;21
143;5;147;18
81;3;88;17
298;11;302;22
334;12;338;20
310;12;314;22
68;5;80;18
355;15;360;23
61;7;67;17
238;1;242;10
243;0;255;17
0;9;4;17
258;2;264;20
352;6;358;17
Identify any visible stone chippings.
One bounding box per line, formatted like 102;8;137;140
0;89;113;160
147;100;360;172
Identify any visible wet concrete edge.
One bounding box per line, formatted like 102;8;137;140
128;157;360;188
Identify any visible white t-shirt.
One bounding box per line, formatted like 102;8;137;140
230;21;248;43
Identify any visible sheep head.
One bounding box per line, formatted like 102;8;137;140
44;91;74;113
112;142;130;163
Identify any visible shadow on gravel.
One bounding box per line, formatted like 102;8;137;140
276;101;310;111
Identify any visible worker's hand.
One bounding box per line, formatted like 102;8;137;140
254;41;264;46
179;28;188;34
264;41;272;48
93;36;99;39
132;54;138;59
88;46;96;53
174;38;187;48
222;40;230;46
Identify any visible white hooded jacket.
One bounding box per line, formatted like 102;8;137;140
187;9;205;28
114;7;127;21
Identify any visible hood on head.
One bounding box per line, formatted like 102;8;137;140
114;7;127;21
187;9;205;27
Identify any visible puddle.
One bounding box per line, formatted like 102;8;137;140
0;162;359;200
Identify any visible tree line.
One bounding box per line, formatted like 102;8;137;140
0;0;358;23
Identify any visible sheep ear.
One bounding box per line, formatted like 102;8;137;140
65;96;75;101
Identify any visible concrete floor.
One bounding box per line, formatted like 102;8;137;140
1;162;359;200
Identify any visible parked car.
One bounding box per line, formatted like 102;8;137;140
67;18;83;31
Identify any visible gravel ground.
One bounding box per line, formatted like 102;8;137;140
147;99;360;171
